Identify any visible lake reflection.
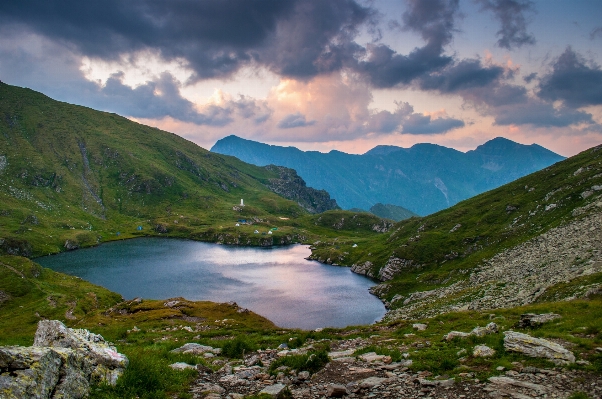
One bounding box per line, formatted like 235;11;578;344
36;238;386;329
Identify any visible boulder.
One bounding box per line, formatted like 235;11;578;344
503;331;575;365
327;384;348;397
33;320;128;384
297;371;310;380
471;322;499;337
170;343;220;355
412;323;428;331
444;322;498;341
473;345;496;358
517;313;561;328
328;349;355;359
170;362;196;370
443;331;471;341
0;321;127;398
358;376;387;389
259;383;287;397
0;346;62;399
359;352;385;362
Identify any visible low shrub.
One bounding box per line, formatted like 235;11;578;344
221;336;257;358
268;350;329;375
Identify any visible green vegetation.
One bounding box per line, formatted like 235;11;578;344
1;250;601;397
311;143;602;311
369;203;418;221
1;82;601;397
0;82;387;258
90;348;198;399
268;350;329;375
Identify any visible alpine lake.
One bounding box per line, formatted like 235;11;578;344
36;238;386;330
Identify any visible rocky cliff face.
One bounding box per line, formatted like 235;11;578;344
264;165;339;214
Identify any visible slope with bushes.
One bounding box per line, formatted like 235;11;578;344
0;83;373;257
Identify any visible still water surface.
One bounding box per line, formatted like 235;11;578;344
37;238;385;329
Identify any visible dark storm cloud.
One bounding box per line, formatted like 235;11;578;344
538;47;602;107
457;80;593;128
356;0;459;88
366;102;464;135
418;58;505;92
523;72;537;83
277;112;316;129
0;0;374;81
492;102;592;127
475;0;536;50
256;0;373;79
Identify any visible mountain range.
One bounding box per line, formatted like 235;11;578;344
211;135;565;215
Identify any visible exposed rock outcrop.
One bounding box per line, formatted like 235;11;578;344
264;165;339;214
385;210;602;320
350;261;375;278
503;331;575;365
0;320;127;399
377;257;422;281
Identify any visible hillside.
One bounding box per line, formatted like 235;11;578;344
211;135;564;215
369;203;418;221
0;83;346;257
1;83;601;399
309;144;602;320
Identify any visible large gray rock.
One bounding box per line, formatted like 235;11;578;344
503;331;575;365
170;343;221;355
444;322;498;341
51;348;92;399
0;346;62;399
0;320;128;399
34;320;128;384
259;383;287;397
473;345;496;358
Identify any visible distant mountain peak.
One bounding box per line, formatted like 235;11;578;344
212;135;565;215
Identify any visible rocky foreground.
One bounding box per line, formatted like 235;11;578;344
187;330;601;399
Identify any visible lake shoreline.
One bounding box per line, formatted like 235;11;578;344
37;238;386;330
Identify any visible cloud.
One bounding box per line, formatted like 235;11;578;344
402;112;465;134
256;0;374;79
355;0;459;88
523;72;537;83
492;101;593;127
475;0;536;49
0;0;374;82
590;26;602;40
538;47;602;108
418;58;505;92
277;112;316;129
456;80;593;128
366;101;464;135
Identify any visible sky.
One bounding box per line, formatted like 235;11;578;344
1;0;601;157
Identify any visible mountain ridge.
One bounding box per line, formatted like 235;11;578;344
211;135;564;215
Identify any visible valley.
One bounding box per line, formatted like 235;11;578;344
1;83;601;399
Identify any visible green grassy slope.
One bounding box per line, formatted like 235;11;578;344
0;83;386;256
310;144;602;311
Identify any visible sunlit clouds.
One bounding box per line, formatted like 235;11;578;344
0;0;600;156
